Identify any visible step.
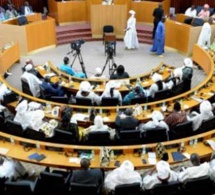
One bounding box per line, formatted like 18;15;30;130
57;32;92;40
57;36;99;45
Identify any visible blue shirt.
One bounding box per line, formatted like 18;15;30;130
59;64;86;78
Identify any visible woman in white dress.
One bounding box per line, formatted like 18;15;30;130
124;10;139;49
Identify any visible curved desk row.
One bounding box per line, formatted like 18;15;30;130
0;130;214;169
1;44;215;125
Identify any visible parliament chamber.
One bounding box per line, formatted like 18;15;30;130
1;0;215;194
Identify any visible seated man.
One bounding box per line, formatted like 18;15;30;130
60;56;86;78
41;76;65;96
115;108;139;131
0;156;27;179
76;81;101;105
90;67;106;79
110;65;129;80
164;102;187;130
178;153;210;182
185;5;197;17
21;64;42;97
104;160;142;192
20;1;33;15
142;160;178;190
70;158;103;188
198;4;210;19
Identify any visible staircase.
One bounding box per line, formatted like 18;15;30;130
56;23;153;45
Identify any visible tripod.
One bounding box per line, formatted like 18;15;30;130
70;49;88;78
101;53;117;76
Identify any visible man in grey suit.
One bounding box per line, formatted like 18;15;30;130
70;158;103;187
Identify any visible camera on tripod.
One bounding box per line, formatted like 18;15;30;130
71;39;85;51
106;42;115;57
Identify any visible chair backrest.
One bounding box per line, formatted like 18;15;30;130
171;121;193;140
118;130;141;145
21;79;33;96
6;120;23;136
144;127;168;144
76;97;92;106
35;171;68;194
5;180;33;195
23;127;45;141
0;115;5;131
86;131;111;146
154;89;171;101
114;182;141;195
39;85;51;100
130;96;147;104
184;176;213;194
2;92;17;105
101;97;119;106
17;16;28;26
171;81;184;96
53;128;74;144
152;181;182;195
50;96;68;104
70;182;98;195
103;25;114;34
199;116;215;133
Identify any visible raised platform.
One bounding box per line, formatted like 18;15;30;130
56;23;153;45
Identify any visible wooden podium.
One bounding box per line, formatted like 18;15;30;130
0;14;56;55
91;5;127;38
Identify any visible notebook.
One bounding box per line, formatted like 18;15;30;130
172;152;185;162
28;152;39;160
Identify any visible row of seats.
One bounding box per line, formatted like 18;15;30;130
1;173;215;195
2;116;215;146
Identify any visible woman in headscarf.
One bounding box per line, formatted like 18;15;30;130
142;160;178;190
123;82;146;105
165;68;182;90
147;73;166;98
76;81;101;105
101;80;122;105
84;115;115;140
90;67;106;79
124;10;139;49
187;100;214;131
104;160;142;192
139;110;169;132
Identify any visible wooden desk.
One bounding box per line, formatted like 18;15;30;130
0;130;214;169
0;14;56;55
0;43;20;75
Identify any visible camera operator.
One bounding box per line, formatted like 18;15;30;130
110;65;129;80
59;56;86;78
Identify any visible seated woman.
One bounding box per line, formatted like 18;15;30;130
76;81;101;105
14;99;44;130
83;115;115;140
139;110;169;132
147;73;166;98
123;83;146;105
165;68;182;90
59;56;86;78
187;100;214;131
101;80;122;105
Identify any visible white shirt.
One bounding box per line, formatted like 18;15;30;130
185;8;197;17
24;6;31;15
147;82;166;98
0;84;11;100
197;22;211;48
178;162;210;182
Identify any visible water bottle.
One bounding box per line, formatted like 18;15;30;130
193;138;198;148
91;150;95;160
36;141;40;151
141;146;146;158
110;150;114;161
10;136;15;145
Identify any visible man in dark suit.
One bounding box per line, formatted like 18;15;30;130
115;108;139;131
152;3;164;39
20;1;33;15
70;158;103;187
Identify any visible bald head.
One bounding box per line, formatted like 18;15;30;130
190;153;200;166
158;3;162;8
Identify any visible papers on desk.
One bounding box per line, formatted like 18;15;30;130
0;147;9;155
206;140;215;151
71;113;89;122
191;96;203;103
43;73;56;77
69;157;81;164
148;152;157;165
